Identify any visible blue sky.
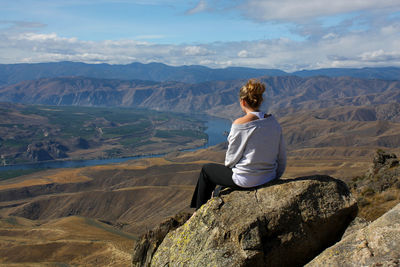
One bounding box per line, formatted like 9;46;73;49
1;0;400;71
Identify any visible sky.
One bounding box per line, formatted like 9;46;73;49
1;0;400;71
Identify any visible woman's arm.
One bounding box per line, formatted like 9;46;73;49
224;127;254;168
276;132;287;178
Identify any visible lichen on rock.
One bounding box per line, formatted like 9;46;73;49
132;211;192;267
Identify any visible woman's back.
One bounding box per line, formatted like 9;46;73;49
225;115;286;188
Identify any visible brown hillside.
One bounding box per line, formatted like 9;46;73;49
1;76;400;118
0;216;135;266
280;107;400;150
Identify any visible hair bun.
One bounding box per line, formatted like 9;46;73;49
239;79;266;109
248;81;265;95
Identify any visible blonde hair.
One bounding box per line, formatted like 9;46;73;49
239;79;266;110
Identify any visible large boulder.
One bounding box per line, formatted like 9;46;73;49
306;203;400;267
149;175;357;267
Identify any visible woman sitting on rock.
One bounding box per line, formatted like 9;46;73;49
190;79;286;210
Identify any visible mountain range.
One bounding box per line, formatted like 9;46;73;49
1;75;399;121
1;62;400;156
0;61;399;86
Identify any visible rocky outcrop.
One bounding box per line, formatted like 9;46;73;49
306;203;400;267
132;212;192;267
341;217;369;238
370;149;399;177
137;175;357;267
25;141;68;161
366;150;400;193
349;150;400;220
362;150;400;194
76;137;90;149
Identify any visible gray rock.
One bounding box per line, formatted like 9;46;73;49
132;211;192;267
341;217;369;238
150;175;357;267
26;140;68;161
76;137;90;149
306;203;400;267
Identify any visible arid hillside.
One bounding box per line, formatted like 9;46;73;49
1;76;400;120
0;215;136;266
0;156;202;266
281;106;400;151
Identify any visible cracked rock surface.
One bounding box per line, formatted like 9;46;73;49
149;175;357;267
306;203;400;267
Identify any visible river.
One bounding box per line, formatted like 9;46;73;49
0;116;232;171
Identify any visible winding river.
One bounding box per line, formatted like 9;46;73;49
0;116;232;171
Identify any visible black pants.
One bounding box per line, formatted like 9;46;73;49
190;163;243;210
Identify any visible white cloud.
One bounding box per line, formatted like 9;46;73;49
238;50;248;58
359;49;400;62
236;0;400;22
1;14;400;71
186;0;208;15
183;46;212;56
380;23;400;35
322;33;338;40
13;32;77;42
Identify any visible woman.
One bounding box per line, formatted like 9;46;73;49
190;79;286;210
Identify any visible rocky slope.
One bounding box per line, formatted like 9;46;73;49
349;150;400;220
133;175;357;267
306;203;400;267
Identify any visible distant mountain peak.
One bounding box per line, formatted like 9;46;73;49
1;61;398;87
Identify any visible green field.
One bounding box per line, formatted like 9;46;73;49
0;103;207;165
0;169;45;180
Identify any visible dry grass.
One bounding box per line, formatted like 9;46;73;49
0;168;92;190
284;157;371;181
0;157;196;191
0;216;135;266
356;188;400;221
